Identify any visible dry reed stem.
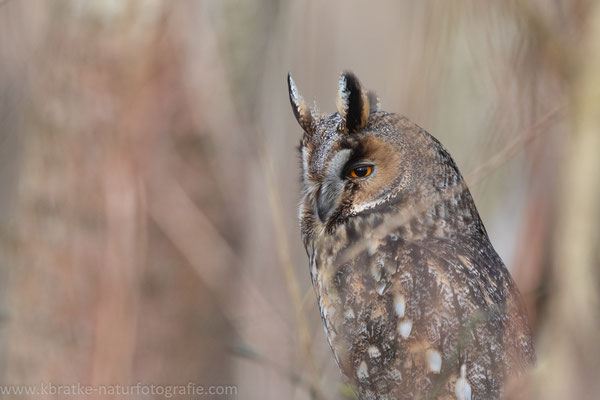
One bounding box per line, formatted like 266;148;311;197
535;2;600;398
260;146;327;400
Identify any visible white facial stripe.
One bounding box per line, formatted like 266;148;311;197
326;149;353;179
302;148;310;182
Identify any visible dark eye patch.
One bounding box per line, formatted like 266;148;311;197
339;139;369;179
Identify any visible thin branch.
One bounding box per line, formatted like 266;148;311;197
467;104;565;186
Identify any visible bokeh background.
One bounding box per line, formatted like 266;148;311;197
0;0;599;399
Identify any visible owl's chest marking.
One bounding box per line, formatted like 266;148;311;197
309;219;414;385
305;216;532;399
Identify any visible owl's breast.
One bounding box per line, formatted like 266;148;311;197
309;222;405;386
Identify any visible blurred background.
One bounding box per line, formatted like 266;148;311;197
0;0;599;399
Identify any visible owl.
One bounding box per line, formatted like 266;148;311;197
287;72;534;400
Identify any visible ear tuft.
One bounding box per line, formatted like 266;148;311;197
287;73;314;135
336;71;370;133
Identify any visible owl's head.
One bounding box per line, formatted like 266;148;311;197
288;72;459;234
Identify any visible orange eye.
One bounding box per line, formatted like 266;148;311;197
350;165;373;178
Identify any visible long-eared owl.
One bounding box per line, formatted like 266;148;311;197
287;72;534;400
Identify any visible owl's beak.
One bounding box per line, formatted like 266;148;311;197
316;181;344;223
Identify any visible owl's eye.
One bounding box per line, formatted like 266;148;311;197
349;165;373;178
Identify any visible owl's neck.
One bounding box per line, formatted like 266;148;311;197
306;181;488;264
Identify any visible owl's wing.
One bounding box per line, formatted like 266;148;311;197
379;234;533;397
325;230;533;399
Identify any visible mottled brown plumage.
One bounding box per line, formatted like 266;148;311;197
288;72;534;400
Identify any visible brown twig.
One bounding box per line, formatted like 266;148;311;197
467;104;565;186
